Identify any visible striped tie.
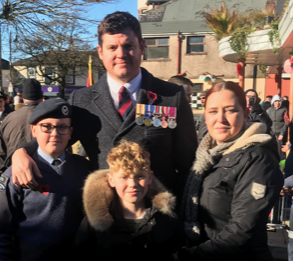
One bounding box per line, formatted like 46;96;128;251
118;86;133;120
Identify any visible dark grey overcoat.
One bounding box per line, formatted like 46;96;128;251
70;68;198;194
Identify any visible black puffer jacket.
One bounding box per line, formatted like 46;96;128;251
181;123;283;261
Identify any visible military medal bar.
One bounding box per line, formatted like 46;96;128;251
135;104;177;129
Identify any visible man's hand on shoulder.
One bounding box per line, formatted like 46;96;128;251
11;148;42;190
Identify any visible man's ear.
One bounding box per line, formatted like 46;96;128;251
97;44;103;61
31;125;37;138
107;173;115;187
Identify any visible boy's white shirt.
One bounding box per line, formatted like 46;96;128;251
37;147;66;165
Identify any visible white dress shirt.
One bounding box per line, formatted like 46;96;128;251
107;69;142;110
37;147;66;165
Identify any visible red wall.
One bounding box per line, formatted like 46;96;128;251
265;74;290;98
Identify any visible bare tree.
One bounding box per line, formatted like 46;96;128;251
0;0;116;38
13;20;104;98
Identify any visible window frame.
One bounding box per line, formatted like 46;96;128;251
144;37;169;60
187;36;205;54
65;68;75;84
45;67;55;84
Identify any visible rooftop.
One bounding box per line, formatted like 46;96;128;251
141;0;277;35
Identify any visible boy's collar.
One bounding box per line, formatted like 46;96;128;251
37;147;66;165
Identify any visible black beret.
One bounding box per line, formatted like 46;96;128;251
22;79;43;100
29;98;72;125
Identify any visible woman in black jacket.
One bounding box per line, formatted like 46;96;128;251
180;81;283;261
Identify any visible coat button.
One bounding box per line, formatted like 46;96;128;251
141;138;148;145
226;158;230;161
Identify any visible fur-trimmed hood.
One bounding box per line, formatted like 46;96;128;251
83;169;176;232
223;122;271;155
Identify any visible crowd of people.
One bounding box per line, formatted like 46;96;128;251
0;11;290;261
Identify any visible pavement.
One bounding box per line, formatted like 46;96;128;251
268;227;288;260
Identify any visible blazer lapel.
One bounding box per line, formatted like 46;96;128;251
92;75;122;131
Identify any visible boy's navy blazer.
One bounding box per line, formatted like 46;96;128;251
70;67;198;193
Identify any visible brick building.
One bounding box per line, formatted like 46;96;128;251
138;0;284;112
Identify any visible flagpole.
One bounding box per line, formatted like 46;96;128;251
89;55;92;86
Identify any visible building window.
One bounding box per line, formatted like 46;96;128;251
65;69;75;84
187;36;204;53
191;83;204;109
144;38;169;60
28;67;36;79
45;67;54;84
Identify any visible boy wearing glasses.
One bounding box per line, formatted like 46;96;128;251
0;98;90;261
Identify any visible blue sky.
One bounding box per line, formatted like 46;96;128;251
2;0;138;60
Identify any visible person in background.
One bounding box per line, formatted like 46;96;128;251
0;79;43;167
262;95;272;111
14;96;23;110
267;94;287;160
179;82;283;261
76;140;179;260
283;95;289;101
197;89;210;143
0;98;90;261
245;89;272;128
168;75;193;103
0;92;11;125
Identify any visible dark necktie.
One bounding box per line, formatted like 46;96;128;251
118;86;133;120
52;159;62;166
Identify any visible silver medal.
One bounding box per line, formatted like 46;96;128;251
168;120;177;129
135;116;144;125
153;118;161;127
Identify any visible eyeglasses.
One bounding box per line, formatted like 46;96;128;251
38;123;71;135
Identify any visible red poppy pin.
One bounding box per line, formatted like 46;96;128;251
147;91;157;101
38;184;50;195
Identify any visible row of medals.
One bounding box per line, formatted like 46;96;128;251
135;114;177;129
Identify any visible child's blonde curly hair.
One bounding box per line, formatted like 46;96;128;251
107;140;150;174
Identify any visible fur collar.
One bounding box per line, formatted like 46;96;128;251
83;169;176;232
223;122;271;155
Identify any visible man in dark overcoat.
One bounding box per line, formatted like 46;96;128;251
9;11;197;197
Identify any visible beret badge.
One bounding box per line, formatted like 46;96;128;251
62;105;69;116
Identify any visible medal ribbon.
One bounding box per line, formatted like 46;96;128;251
162;106;168;118
136;104;140;119
149;105;154;118
169;107;176;119
144;104;150;119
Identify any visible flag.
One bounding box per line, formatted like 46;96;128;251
86;55;94;87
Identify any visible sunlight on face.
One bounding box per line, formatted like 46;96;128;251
204;89;245;144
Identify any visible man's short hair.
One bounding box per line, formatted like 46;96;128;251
107;140;150;174
168;76;193;87
98;11;142;46
266;95;273;99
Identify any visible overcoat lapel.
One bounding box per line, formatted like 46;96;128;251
92;74;122;131
114;68;160;139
